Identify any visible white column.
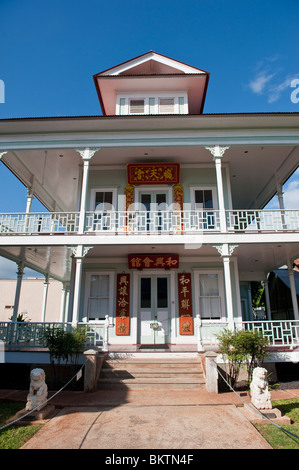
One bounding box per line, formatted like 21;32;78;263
76;148;99;234
41;274;49;322
12;261;24;322
223;256;234;330
59;282;68;322
205;145;229;232
263;278;272;320
276;181;286;229
71;246;93;326
213;243;237;330
25;180;35;213
287;260;299;320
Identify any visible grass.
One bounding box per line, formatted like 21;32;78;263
0;401;43;449
254;398;299;449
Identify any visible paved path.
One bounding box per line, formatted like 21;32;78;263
3;388;298;450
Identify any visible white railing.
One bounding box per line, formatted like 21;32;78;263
0;212;80;234
85;210;221;233
0;321;108;349
237;320;299;349
2;320;298;352
226;209;299;232
0;209;298;235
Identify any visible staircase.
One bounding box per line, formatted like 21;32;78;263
97;354;206;391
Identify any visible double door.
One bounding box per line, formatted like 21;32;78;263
138;275;170;345
140;191;168;232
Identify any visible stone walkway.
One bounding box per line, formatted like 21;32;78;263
2;388;298;450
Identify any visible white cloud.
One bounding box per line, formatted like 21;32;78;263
283;171;299;209
248;72;276;94
247;57;299;104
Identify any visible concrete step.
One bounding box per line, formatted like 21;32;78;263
97;355;206;391
101;370;204;379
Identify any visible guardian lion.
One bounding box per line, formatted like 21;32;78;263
26;368;48;411
250;367;272;410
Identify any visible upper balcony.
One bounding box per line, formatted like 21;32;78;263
0;208;298;236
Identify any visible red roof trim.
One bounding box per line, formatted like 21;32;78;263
93;50;210;77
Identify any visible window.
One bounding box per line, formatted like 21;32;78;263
159;98;174;114
94;191;113;211
85;272;114;321
194;270;225;321
198;274;221;320
192;189;216;209
129;99;145;114
116;93;188;115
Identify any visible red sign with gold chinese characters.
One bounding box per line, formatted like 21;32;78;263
127;163;180;185
128;254;179;270
115;273;130;335
178;273;193;335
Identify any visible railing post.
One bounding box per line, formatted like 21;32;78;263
103;315;109;352
196;314;203;351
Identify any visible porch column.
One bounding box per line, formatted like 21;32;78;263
12;261;24;322
213;244;237;330
205;145;230;232
41;274;49;322
76;148;99;234
59;282;69;322
276;181;287;229
71;246;93;326
263;278;272;320
287;260;299;320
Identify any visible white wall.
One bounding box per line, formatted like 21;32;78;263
0;278;62;322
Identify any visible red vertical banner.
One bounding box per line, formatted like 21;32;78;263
115;273;130;335
178;273;193;335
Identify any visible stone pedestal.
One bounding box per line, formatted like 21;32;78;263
6;405;56;426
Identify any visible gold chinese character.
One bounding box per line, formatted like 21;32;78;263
179;275;190;285
155;257;165;267
118;297;128;308
181;299;190;310
180;286;189;298
119;275;128;285
165;256;178;267
130;257;142;268
119;285;128;296
143;257;154;268
164;168;173;180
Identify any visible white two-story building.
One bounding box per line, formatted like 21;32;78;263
0;51;299;359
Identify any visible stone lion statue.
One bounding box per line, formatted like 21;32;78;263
250;367;272;410
26;368;48;411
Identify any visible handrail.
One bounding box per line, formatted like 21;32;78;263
1;319;298;351
0;209;298;234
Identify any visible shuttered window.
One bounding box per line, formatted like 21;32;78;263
159;98;174;114
129;99;145;114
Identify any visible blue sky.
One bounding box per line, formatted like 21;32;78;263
0;0;298;277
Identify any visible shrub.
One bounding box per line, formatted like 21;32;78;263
43;326;87;365
216;328;269;389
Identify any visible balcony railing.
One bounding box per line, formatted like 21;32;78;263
237;320;299;349
85;210;221;233
226;209;299;232
0;321;107;349
1;320;298;351
0;209;298;235
0;212;80;234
